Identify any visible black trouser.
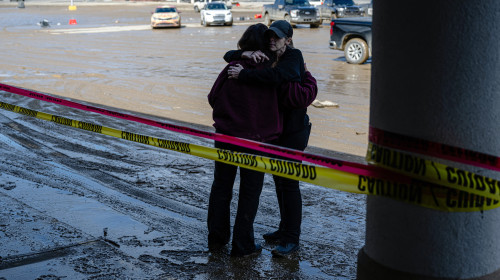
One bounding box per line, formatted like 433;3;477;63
273;121;311;245
207;140;265;255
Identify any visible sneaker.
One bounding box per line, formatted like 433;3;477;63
263;230;281;243
271;243;299;257
230;243;262;258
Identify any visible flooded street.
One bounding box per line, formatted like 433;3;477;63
0;1;370;157
0;2;369;279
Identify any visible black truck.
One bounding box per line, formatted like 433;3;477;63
329;17;372;64
262;0;321;28
318;0;363;22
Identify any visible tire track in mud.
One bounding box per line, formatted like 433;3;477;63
0;112;215;277
1;116;208;233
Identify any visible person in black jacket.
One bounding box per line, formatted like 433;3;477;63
225;20;312;257
209;22;317;258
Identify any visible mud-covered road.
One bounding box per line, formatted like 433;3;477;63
0;2;369;279
0;1;371;157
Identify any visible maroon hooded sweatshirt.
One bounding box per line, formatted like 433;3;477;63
208;60;317;143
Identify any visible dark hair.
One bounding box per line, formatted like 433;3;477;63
237;23;268;51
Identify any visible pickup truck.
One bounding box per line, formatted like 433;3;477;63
318;0;363;21
329;17;372;64
263;0;321;28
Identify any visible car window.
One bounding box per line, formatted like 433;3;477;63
156;8;176;13
333;0;355;5
287;0;310;5
207;3;226;9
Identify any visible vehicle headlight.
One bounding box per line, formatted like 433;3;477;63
205;12;211;15
337;7;345;12
227;12;231;16
290;10;298;17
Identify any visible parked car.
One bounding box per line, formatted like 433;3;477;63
200;2;233;26
329;17;372;64
318;0;362;22
262;0;321;28
194;0;232;13
359;0;373;17
151;6;181;29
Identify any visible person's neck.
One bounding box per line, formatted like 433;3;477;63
276;45;287;59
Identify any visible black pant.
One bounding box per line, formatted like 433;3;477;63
207;140;264;255
273;121;311;245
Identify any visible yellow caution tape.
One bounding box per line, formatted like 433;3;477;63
1;101;498;212
366;143;500;210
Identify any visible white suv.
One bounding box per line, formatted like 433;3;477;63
200;2;233;26
194;0;232;12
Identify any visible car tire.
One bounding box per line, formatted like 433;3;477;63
310;23;320;28
225;20;233;26
284;15;296;28
194;6;199;12
203;17;208;27
264;13;271;26
344;38;369;64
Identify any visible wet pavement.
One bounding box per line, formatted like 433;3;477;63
0;1;371;157
0;2;369;279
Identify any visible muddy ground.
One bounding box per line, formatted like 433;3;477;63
0;2;370;279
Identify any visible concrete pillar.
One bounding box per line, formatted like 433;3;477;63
357;0;500;279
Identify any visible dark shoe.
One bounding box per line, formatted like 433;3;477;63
230;243;262;258
263;230;281;243
271;243;299;257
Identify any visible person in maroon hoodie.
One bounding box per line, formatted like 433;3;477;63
207;23;317;257
224;20;314;257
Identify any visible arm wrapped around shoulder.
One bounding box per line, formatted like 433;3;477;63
280;71;318;109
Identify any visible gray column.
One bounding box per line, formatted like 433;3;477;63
357;0;500;279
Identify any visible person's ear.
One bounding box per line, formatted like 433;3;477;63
285;37;293;45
